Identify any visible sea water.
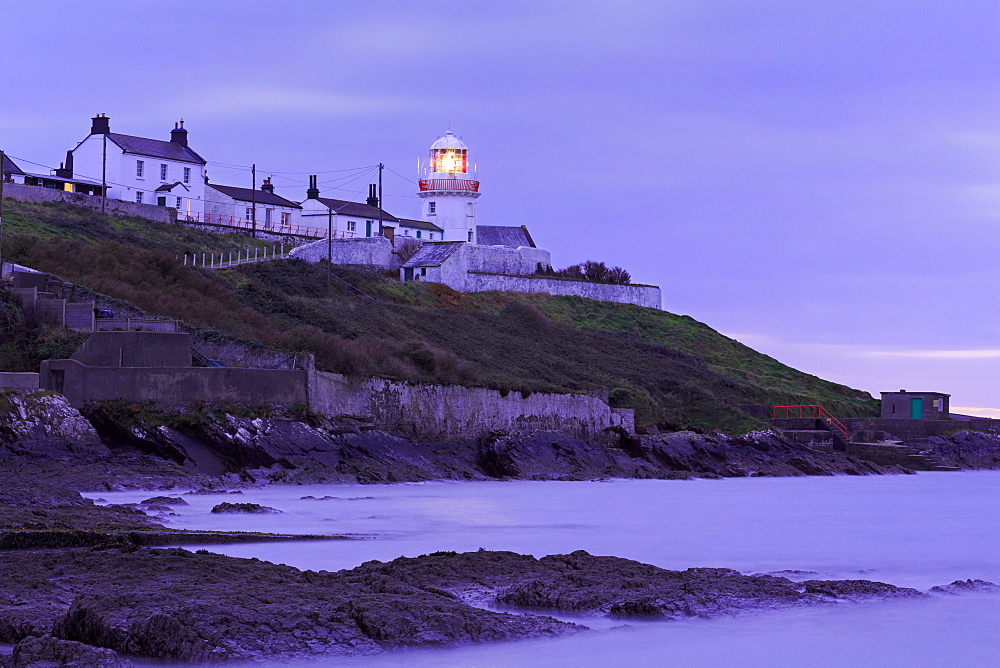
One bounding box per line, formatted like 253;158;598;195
89;471;1000;666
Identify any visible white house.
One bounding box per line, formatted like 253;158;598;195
300;177;412;239
67;115;207;218
417;130;481;243
205;178;302;232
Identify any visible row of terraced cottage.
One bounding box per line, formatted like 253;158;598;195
1;115;661;309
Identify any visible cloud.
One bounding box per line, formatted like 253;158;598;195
858;349;1000;360
184;87;437;119
951;407;1000;419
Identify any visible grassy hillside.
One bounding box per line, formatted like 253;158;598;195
0;198;878;433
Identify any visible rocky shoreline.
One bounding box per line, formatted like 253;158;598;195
2;545;994;665
2;391;999;664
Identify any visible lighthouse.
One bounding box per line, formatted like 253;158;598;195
418;131;481;243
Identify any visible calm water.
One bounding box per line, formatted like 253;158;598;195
90;471;1000;666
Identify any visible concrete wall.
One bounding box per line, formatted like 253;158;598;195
308;370;634;440
464;273;662;310
290;236;399;271
71;332;192;367
0;373;39;390
3;183;175;224
39;359;307;408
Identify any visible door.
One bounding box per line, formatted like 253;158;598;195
403;268;414;281
910;398;923;419
157;196;167;206
366;221;372;237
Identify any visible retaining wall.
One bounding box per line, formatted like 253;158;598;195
290;237;398;270
0;373;39;390
3;183;175;223
38;359;307;408
308;370;634;440
464;273;662;310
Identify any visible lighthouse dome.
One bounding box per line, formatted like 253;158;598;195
430;130;467;150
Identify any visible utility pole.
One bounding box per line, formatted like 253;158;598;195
0;150;5;277
251;163;257;239
377;162;384;236
101;133;107;215
327;207;333;291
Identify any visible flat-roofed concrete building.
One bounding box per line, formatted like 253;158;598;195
881;391;950;420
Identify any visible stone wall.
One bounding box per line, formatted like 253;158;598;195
38;359;307;409
463;273;662;310
308;370;633;440
3;183;175;224
462;244;552;276
290;237;399;271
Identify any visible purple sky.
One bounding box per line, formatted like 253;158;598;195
4;1;998;415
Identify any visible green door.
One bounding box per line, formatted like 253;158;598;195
157;196;167;206
366;221;372;237
403;268;414;281
910;398;923;419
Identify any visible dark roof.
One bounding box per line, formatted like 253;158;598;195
155;181;189;192
401;241;464;268
397;218;444;232
106;133;206;164
314;197;398;222
207;184;301;208
2;154;25;175
476;225;536;248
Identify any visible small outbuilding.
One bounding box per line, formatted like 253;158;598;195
880;391;950;420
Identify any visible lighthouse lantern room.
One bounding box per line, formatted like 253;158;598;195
418;130;481;243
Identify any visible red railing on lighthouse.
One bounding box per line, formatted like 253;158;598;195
418;179;480;192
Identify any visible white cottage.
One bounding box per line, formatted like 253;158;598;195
67;115;207;218
205;179;302;231
300;177;410;239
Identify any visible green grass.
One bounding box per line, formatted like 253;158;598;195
0;198;878;433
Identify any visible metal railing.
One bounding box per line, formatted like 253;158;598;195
418;179;480;192
772;405;851;444
182;246;289;269
177;212;351;239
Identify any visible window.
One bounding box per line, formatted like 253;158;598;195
403;229;410;236
429;233;434;240
176;197;182;208
421;268;427;276
467;201;475;216
245;208;253;221
264;209;273;229
347;221;357;232
183;167;191;184
416;230;422;239
467;230;473;242
428;202;436;214
160;164;168;181
136;160;144;178
136;191;144;204
281;212;291;226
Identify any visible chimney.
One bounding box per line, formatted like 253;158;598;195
366;183;379;208
54;151;74;179
170;120;188;147
261;177;275;194
306;175;319;200
90;114;110;135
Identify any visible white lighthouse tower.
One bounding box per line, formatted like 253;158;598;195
418;131;481;243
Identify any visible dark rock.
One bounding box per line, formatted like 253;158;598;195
7;635;131;667
139;496;188;506
801;580;926;600
210;502;280;514
929;579;1000;595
